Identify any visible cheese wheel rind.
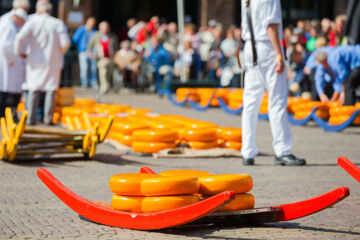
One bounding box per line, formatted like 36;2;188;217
217;193;255;212
141;176;199;196
111;195;143;213
198;174;253;195
142;195;200;213
109;173;160;195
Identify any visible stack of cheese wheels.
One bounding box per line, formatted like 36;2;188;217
198;88;216;106
287;97;310;114
74;98;96;108
329;106;360;125
292;101;329;120
159;169;255;212
131;129;178;153
217;127;242;151
227;89;243;109
176;88;199;102
183;128;218;150
110;120;149;147
126;108;152;116
110;173;200;213
259;95;268;114
214;88;230;106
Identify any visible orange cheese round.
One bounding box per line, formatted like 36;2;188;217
188;141;218;150
112;120;148;135
217;127;242;141
111;195;143;213
160;169;212;177
126;108;152;116
110;132;132;146
132;129;178;142
109;173;159;195
216;193;255;212
221;141;242;151
74;98;96;107
329;106;357;117
183;128;217;141
198;174;253;195
141;176;199;196
132;142;177;153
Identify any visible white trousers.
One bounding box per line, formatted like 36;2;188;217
241;41;292;159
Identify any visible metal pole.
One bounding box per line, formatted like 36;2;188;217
177;0;186;83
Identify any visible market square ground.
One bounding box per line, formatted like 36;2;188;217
1;89;360;239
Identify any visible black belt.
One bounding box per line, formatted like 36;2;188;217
246;0;258;66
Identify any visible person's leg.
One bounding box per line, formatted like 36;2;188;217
43;90;56;125
79;52;88;87
345;67;360;105
266;64;293;158
27;91;41;125
0;92;9;118
89;57;98;88
106;60;114;90
97;59;110;94
37;92;45;122
241;66;264;160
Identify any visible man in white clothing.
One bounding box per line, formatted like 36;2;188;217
0;0;30;24
0;9;27;119
15;0;70;125
238;0;305;166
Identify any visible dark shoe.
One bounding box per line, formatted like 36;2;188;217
275;154;306;166
243;158;255;166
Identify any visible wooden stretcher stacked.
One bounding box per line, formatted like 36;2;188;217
0;108;113;161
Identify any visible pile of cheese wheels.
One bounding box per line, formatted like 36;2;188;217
109;169;254;213
289;100;329;120
227;89;243;109
176;88;230;107
329;104;360;125
111;113;243;153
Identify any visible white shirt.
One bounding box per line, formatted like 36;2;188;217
241;0;283;41
15;13;70;91
0;10;14;24
0;19;25;93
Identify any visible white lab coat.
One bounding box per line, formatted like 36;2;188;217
0;19;26;93
0;10;14;24
240;0;292;159
14;13;70;91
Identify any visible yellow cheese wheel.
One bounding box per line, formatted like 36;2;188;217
111;195;143;213
141;176;199;196
147;120;180;129
217;127;242;141
292;101;328;112
294;110;329;120
126;108;152;115
61;107;83;117
112;120;148;135
228;101;242;110
132;129;178;142
188;141;218;150
111;195;200;213
198;174;253;195
160;169;212;177
110;132;132;146
329;106;357;117
74;98;96;107
221;141;242;151
109;173;160;195
132;142;177;153
329;115;360;125
183;128;217;141
216;193;255;212
183;121;218;129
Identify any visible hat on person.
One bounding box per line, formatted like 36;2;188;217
13;8;28;21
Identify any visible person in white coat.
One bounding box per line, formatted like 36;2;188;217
14;0;70;125
238;0;306;166
0;0;30;24
0;9;27;119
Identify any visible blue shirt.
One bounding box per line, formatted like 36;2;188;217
328;45;360;84
144;45;171;72
305;46;334;71
315;64;343;94
72;25;96;52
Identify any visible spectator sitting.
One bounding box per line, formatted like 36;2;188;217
288;42;310;96
114;40;141;89
174;40;200;81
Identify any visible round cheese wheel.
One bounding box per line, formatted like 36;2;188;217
111;195;200;213
216;193;255;212
110;132;132;146
74;98;96;107
217;127;242;141
61;107;83;117
183;128;217;141
160;169;212;177
329;115;360;125
111;195;143;213
329;106;357;117
141;176;199;196
126;108;152;115
183;121;218;129
109;173;160;195
198;174;253;195
112;120;148;135
294;110;329;120
221;141;242;151
132;142;177;153
292;101;328;112
188;141;218;150
132;129;178;142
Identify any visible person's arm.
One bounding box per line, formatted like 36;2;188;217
330;78;344;102
59;22;70;54
72;26;83;44
314;66;329;103
267;23;284;74
14;22;32;58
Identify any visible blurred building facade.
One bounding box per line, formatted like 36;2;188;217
0;0;350;32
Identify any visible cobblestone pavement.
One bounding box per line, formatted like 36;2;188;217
1;89;360;239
